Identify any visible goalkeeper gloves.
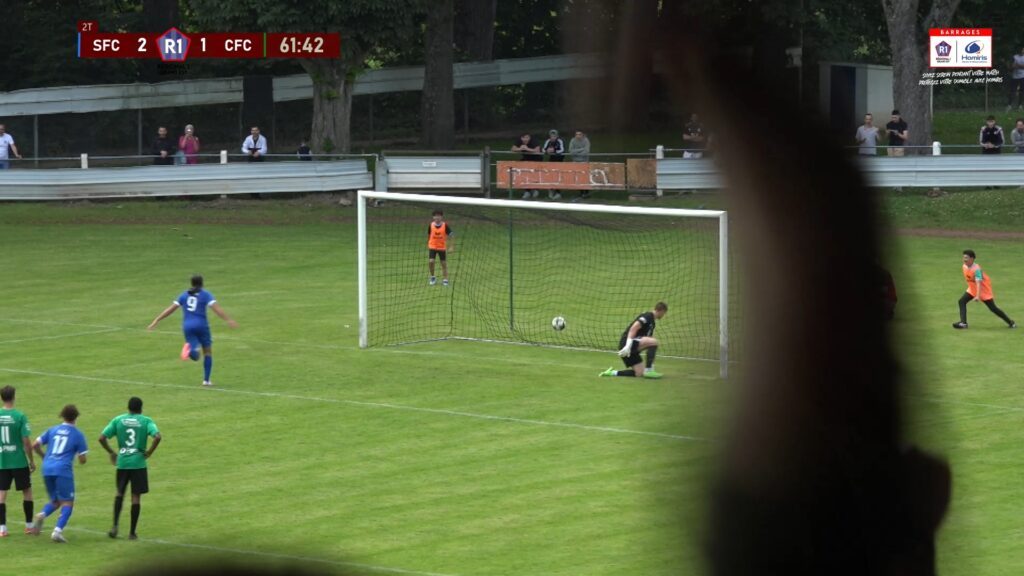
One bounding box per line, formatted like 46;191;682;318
618;339;636;357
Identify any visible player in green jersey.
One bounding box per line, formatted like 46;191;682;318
0;386;35;537
98;397;161;540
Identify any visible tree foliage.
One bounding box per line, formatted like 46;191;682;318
0;0;143;92
185;0;419;74
185;0;419;153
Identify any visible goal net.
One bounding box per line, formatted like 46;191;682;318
357;191;731;377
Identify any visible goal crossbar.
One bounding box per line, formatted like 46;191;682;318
356;190;730;378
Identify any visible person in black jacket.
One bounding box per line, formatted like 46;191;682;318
979;115;1004;154
151;127;176;166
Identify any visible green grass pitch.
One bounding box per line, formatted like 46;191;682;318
0;196;1021;575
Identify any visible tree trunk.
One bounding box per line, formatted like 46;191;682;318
456;0;496;61
456;0;497;132
561;3;615;131
301;59;354;154
422;0;456;149
882;0;961;151
609;0;659;131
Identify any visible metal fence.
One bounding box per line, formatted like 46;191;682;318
4;144;1024;200
0;158;374;200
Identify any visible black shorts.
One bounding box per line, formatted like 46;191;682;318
0;467;31;491
116;468;149;495
619;338;643;368
429;249;447;261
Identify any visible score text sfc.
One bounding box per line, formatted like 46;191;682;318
78;26;340;60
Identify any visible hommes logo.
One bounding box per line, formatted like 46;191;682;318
965;41;984;54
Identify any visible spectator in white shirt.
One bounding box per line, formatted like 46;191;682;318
1007;47;1024;112
241;126;268;162
855;114;882;156
0;124;22;169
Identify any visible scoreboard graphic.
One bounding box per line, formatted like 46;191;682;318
76;21;340;60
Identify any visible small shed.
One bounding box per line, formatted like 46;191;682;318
819;61;894;138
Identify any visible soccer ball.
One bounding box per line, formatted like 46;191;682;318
551;316;566;331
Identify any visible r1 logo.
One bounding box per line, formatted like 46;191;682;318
157;27;191;62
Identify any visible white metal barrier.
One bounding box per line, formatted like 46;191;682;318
381;156;487;193
0;160;373;200
656;149;1024;190
7;148;1023;200
857;155;1024;188
656;158;724;190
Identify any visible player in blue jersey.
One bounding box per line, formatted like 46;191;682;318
147;275;238;387
30;405;87;543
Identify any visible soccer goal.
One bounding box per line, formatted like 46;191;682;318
357;191;732;378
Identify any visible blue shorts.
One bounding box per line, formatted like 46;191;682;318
184;324;212;349
44;475;75;502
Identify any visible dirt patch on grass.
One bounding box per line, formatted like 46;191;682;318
897;228;1024;240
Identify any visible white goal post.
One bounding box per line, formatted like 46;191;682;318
357;190;731;378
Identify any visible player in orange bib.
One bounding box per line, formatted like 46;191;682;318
953;249;1015;329
427;210;453;286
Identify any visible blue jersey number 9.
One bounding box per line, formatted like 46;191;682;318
186;296;198;312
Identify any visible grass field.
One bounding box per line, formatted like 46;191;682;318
0;193;1022;575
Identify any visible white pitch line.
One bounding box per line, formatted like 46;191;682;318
70;526;460;576
0;317;118;330
0;327;122;345
912;395;1024;413
0;316;720;378
0;368;707;442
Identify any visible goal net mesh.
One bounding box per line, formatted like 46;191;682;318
365;199;734;361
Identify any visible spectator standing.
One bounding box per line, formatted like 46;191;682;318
682;113;706;158
855;113;882;156
885;110;908;156
297;138;312;161
542;129;565;200
241;126;267;162
177;124;200;165
979;115;1004;154
151;127;176;166
511;132;542;199
1012;119;1024;153
1007;47;1024;112
0;124;22;169
542;129;565;161
568;130;592;202
568;130;590;162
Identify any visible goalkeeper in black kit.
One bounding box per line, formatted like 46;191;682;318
600;302;667;379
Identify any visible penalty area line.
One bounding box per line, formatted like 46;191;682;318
0;368;708;443
69;526;461;576
0;317;720;379
0;327;122;345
